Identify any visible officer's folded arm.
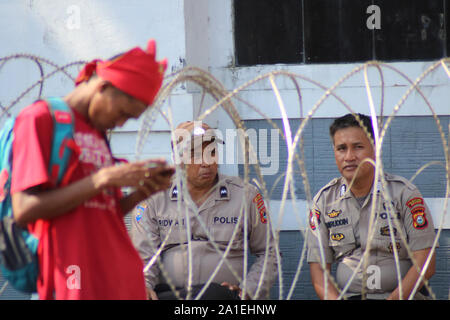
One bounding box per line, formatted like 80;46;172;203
146;287;159;300
309;262;340;300
221;281;245;299
387;248;436;300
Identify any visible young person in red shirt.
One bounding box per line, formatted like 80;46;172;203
10;39;174;300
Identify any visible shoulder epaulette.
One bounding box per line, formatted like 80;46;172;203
384;172;416;191
223;175;244;189
315;177;340;200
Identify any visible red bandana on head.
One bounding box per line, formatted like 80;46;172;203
75;39;167;106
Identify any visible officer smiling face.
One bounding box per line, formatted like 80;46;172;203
333;126;375;189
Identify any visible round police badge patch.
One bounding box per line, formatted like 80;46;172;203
411;206;428;229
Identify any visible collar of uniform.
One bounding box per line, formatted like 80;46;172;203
170;183;180;200
364;179;383;207
215;174;230;201
196;175;230;212
338;178;352;199
168;174;230;201
339;176;382;201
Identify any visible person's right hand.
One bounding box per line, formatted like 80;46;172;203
135;160;175;198
147;288;159;300
93;158;173;191
221;282;245;299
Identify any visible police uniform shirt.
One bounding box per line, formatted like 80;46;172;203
131;174;277;299
306;172;437;297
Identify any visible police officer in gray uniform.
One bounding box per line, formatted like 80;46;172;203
307;113;437;300
131;121;277;300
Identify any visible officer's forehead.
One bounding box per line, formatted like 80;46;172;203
333;126;372;144
175;121;211;132
173;121;219;147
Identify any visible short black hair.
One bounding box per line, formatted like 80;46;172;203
329;113;375;144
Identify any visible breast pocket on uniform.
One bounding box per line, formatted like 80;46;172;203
373;224;408;258
328;226;355;248
159;222;188;245
209;221;243;249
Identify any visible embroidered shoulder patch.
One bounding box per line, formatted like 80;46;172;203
406;197;424;209
411;206;428;229
135;204;146;223
253;193;267;223
309;209;321;230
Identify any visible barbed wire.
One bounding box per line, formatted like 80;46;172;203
1;53;449;300
140;59;450;300
0;53;86;119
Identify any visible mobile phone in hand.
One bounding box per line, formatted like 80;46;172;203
145;162;174;177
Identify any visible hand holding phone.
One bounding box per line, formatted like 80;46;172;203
144;161;175;177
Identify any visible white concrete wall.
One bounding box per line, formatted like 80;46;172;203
1;0;187;107
204;0;449;118
190;0;449;229
4;1;446;161
1;0;448;229
0;0;194;162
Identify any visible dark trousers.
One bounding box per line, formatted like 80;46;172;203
154;282;241;300
346;286;430;300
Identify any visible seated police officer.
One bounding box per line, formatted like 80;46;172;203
131;121;277;300
307;113;437;300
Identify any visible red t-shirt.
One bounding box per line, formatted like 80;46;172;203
11;100;147;300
